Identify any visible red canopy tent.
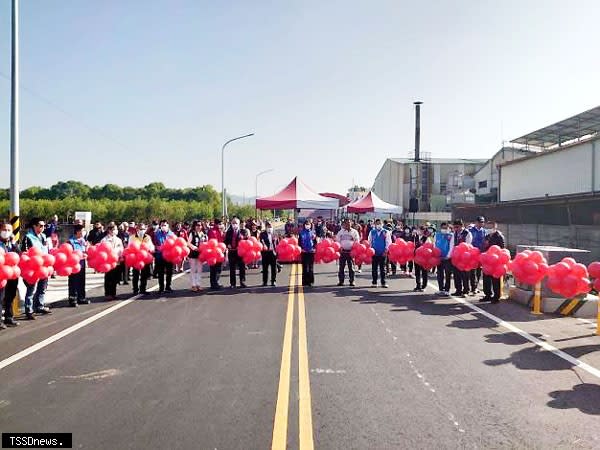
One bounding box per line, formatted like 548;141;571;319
256;177;340;210
346;191;402;214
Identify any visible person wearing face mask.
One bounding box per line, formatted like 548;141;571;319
434;222;454;296
187;220;206;291
118;223;130;285
67;225;89;306
259;221;278;287
298;219;318;287
389;223;405;276
481;220;506;303
368;218;392;288
336;219;360;287
207;219;225;290
129;223;155;295
21;218;52;319
101;223;124;300
224;217;247;288
467;216;487;296
174;222;188;273
451;219;473;298
0;222;20;328
153;220;175;294
412;225;433;292
87;222;105;245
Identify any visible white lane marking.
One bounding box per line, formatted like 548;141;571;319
427;281;600;380
59;368;121;381
577;318;596;326
0;272;187;372
311;368;347;374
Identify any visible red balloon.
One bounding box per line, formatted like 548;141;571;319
415;243;440;270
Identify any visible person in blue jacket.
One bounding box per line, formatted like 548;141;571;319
434;222;454;296
468;216;487;295
368;218;392;288
152;219;175;294
298;219;318;287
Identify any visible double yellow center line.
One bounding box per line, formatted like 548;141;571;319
272;264;314;450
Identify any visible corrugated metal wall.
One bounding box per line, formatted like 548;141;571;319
500;141;595;201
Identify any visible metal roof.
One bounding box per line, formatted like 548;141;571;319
390;157;487;165
510;105;600;149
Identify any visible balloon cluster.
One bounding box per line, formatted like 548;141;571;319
0;248;20;289
588;262;600;292
315;238;341;264
546;257;591;299
351;241;375;265
276;238;302;262
161;237;191;265
199;239;227;266
19;247;55;284
123;241;154;270
387;240;415;265
479;245;511;279
414;243;441;270
87;242;120;273
451;243;481;272
509;250;549;285
50;243;83;277
238;237;263;265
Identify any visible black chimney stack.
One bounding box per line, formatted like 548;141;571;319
414;101;423;162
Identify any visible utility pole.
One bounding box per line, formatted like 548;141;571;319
10;0;20;239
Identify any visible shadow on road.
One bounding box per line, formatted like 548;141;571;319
547;383;600;415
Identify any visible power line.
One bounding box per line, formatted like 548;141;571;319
0;71;133;152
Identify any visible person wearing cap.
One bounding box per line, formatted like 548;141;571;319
468;216;488;295
451;219;472;297
368;218;392;288
336;219;360;287
481;220;506;303
298;219;318;287
259;221;278;287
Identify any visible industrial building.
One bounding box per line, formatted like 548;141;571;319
372;156;486;212
499;105;600;202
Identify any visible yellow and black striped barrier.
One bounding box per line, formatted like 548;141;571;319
557;297;588;316
10;214;20;241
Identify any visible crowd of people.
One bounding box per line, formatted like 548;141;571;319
0;214;504;330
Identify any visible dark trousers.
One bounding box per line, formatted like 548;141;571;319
210;263;222;288
301;252;315;286
470;267;482;292
401;261;414;273
483;274;501;300
1;279;18;321
68;261;86;300
104;264;121;297
338;252;355;283
228;251;246;286
415;264;428;288
155;258;173;291
132;265;151;293
372;255;386;285
452;265;470;294
261;251;277;284
121;263;130;283
436;259;452;292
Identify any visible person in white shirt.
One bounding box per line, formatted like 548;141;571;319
101;223;124;300
336;219;361;287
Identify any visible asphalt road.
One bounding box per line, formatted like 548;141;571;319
0;264;599;449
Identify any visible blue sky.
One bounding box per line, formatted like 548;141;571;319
1;0;599;198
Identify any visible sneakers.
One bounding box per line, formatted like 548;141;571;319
479;296;492;302
35;307;52;315
337;282;344;287
349;281;355;287
382;284;389;288
413;287;422;292
271;282;276;287
4;318;19;327
25;313;36;320
451;291;462;296
436;290;445;296
371;282;377;287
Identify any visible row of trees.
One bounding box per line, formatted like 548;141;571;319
0;181;221;203
0;181;256;224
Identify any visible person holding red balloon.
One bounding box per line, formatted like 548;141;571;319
481;220;506;303
0;222;21;327
101;223;125;300
21;218;52;319
299;219;318;287
368;218;392;288
259;221;278;287
130;223;155;295
187;220;206;291
336;219;360;287
153;220;176;294
451;219;473;297
412;225;433;292
207;219;225;290
224;217;248;288
434;222;454;296
67;225;89;306
468;216;487;295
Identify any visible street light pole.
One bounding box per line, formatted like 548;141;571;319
10;0;20;239
255;168;274;219
221;133;254;219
